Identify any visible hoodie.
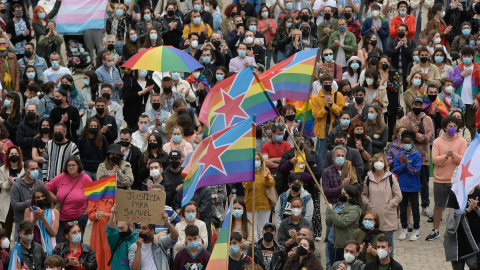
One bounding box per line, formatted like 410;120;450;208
432;134;467;183
393;150;422;192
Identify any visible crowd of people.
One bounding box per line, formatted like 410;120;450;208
0;0;479;269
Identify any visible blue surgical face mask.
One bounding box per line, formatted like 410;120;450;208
434;56;444;63
193;17;202;25
171;72;181;81
399;10;406;16
187;241;200;248
185;213;196;221
26;72;36;79
216;74;224;81
413;78;422;86
194;5;202;11
463;29;471;36
464;57;473;65
29;170;39;180
232;210;244;218
238;50;246;58
335;157;345;166
3;100;11;108
230;245;240;254
202;56;211;64
116;9;124;17
286;2;293;9
363;220;374;229
173;135;182;143
341;119;350;126
351;63;360;70
413;56;420;62
249;25;257;32
139;70;148;78
275;135;283;143
441;11;445;17
255;160;261;170
367;113;376;120
150;33;158;40
83;79;90;86
403;143;412;151
144;14;151;21
71;234;81;244
51;61;59;69
286;22;293;28
125;0;131;4
261;12;269;18
38;12;46;19
130;35;138;42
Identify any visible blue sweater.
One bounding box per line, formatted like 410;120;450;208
77;136;108;172
393;150;422;192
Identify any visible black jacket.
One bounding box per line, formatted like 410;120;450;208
1;107;22;145
159;165;185;202
274;28;292;52
90;114;118;144
137;151;169;182
364;257;403;270
276;148;320;195
21;242;46;270
193;48;225;85
158;15;184;48
445;6;469;44
248;239;287;270
122;74;159;129
53;242;97;270
6;18;32;48
49;105;81;143
385;38;416;82
174;186;212;227
123;143;143;190
16;117;39;160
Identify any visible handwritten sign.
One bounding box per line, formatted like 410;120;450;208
116;189;166;224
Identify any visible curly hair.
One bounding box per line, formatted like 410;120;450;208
4;145;23;172
348;119;366;140
224;3;237;17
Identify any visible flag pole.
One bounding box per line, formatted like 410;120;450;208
299;48;321;139
251;180;255;267
227;197;234;270
280;118;328;203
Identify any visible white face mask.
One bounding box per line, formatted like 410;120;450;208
372;10;380;17
245;36;254;44
434;38;441;44
204;6;210;12
444;86;454;94
366;78;374;85
193;72;200;79
191;40;199;48
344;252;356;263
150;169;161;178
377;248;389;259
291;208;302;216
374;161;385;171
1;238;9;249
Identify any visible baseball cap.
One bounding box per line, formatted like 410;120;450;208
412;97;423;105
263;222;276;231
169;150;181;158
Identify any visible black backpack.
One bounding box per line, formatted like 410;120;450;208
44;41;60;66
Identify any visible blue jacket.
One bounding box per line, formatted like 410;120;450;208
438;92;466;114
107;226;137;270
393;150;422;192
361;17;390;51
95;65;123;103
37;96;55;120
275;188;313;226
18;54;48;78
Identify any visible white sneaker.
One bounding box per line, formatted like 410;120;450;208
399;228;408;240
409;229;420;241
422;207;433;217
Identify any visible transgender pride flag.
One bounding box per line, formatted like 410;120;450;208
56;0;108;33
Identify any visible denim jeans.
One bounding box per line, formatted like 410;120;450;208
266;49;274;70
420;165;430;208
326;240;335;267
315;124;330;158
384;230;395;257
277;50;287;63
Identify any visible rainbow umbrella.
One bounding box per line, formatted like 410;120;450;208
121;46;203;72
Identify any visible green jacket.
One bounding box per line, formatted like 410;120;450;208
327;30;357;62
317;18;338;52
326;203;362;248
350;228;385;263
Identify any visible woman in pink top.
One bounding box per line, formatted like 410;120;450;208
257;5;277;70
162;125;193;162
46;156;92;243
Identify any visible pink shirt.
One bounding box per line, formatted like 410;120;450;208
46;172;92;221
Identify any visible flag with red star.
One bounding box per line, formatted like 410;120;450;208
181;117;256;206
452;134;480;212
199;66;278;136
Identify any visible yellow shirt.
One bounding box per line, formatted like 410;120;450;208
183;22;212;40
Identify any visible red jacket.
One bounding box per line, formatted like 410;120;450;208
390;14;416;40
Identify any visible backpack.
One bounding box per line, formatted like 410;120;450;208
44;41;60;66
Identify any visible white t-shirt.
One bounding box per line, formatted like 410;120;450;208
461;65;475;105
313;0;337;25
42;66;72;83
312;80;338;96
141;243;157;270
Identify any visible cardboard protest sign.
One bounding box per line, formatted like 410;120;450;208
116;189;166;224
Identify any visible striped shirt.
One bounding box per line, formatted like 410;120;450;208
42;140;80;182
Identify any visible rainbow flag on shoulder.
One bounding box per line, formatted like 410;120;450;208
423;90;450;117
260;48;318;101
83;175;116;202
286;97;315;138
206;200;232;270
181;117;256;206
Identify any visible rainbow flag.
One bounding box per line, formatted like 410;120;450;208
83;175;116;202
182;117;256;206
286;97;315;138
8;242;21;270
199;66;278;136
56;0;108;33
185;73;211;92
260;48;318;101
423;90;450;117
206;200;232;270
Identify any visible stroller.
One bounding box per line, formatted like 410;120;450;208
64;35;93;75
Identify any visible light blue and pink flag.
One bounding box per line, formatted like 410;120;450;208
56;0;108;33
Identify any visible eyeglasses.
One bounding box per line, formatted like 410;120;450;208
363;218;375;221
66;164;78;168
324;53;333;56
67;221;79;226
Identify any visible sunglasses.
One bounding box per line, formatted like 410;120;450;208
324;53;333;56
67;221;79;226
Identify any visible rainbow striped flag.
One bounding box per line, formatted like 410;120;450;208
8;242;21;270
181;117;256;206
199;66;278;136
83;175;116;202
206;200;232;270
56;0;108;33
286;97;315;138
260;48;318;101
423;90;450;117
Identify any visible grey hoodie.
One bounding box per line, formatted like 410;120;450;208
10;177;45;224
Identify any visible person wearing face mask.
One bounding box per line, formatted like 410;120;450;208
403;71;425;113
145;93;171;139
261;123;292;173
173;224;210;270
6;4;31;60
342;56;362;86
95;35;123;69
275;173;314;227
277;197;310;253
230;42;256;72
284;238;321;270
16;104;40;160
167;71;196;103
426;3;451;50
135;6;166;44
241;29;265;65
17;221;46;269
361;5;388;50
18;42;48;79
331;240;365;270
316;6;338;50
162;126;193;162
438;78;466;113
364;236;403;269
327;18;357;73
157;3;183;48
0;228;9;265
77;118;108;181
248;223;287;270
183;9;212;44
173;201;208;256
89;97;118;145
286;24;317;57
423;85;445;138
228;231;253;269
400;98;434;219
48;89;81;143
53;221;97;269
389;1;415;40
117;128;142;190
42;52;71;84
328;110;352;150
409;47;441;88
96;51;123;100
106;1;135;55
146;154;180;200
107;203;138;270
97;144;134;190
350;210;385;263
194;44;225;85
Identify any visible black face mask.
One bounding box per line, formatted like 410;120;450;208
297;246;308;256
177;110;186;115
398;31;406;38
263;231;274;242
107;44;115;51
369;58;378;66
302;30;309;37
170;160;180;169
119;141;130;147
323;84;332;92
370;40;377;46
54;98;63;106
41;127;50;134
344;12;352;19
139;233;148;241
36;199;47;208
291;182;301;192
27;112;36;120
213;40;221;48
231;12;237;17
324;13;331;20
96;108;105;115
110;156;121;164
54;133;64;142
420;57;429;63
285;114;296;121
25;50;33;58
236;23;243;29
0;9;6;14
354;133;363;139
334;141;345;147
339;194;348;202
152;103;161;110
148;142;158;149
167;10;175;16
382;63;389;70
428;94;437;102
163;87;172;94
355;96;364;104
9;155;19;163
412;107;423;115
61;84;71;90
119;230;133;238
102;93;111;100
302;14;309;21
88;128;98;134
